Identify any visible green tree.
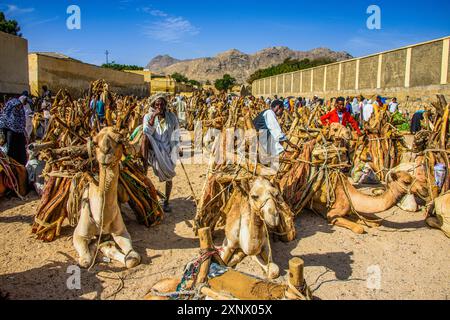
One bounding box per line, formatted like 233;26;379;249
187;79;201;87
246;57;336;84
171;72;189;83
0;11;22;37
101;62;143;71
214;74;236;92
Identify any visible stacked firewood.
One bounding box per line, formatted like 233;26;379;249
194;97;296;242
30;81;163;242
413;95;449;198
353;108;408;181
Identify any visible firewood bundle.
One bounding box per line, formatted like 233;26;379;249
413;95;450;198
278;126;350;215
353;109;408;181
194;101;296;242
30;82;163;242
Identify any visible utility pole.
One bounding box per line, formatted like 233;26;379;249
105;50;109;64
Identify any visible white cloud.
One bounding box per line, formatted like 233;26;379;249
5;4;35;15
149;9;168;17
26;16;59;27
142;10;199;43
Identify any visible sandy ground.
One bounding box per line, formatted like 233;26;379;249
0;153;449;300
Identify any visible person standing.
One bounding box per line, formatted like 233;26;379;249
320;97;362;135
143;95;180;212
362;99;374;122
253;99;298;158
173;96;187;128
389;97;399;113
0;97;28;165
41;85;52;100
90;94;105;125
351;97;361;123
410;109;426;134
19;94;34;140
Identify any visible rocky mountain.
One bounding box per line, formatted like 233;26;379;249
146;46;352;83
146;54;182;71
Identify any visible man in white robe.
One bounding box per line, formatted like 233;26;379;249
143;95;180;212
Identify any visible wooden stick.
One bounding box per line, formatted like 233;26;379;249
179;160;198;206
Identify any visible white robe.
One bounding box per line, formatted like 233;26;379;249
143;109;180;182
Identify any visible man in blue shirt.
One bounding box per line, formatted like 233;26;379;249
90;94;105;125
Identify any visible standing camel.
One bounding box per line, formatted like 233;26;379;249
73;127;141;268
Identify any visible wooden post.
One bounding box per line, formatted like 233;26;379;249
197;227;214;284
289;257;304;287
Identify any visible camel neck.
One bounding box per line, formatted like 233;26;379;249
98;164;119;200
348;179;406;214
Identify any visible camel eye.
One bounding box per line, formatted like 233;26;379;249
251;194;259;200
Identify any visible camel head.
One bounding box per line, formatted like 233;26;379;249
248;177;281;229
93;127;124;167
389;171;429;200
326;123;352;142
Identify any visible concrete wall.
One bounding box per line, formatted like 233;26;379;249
252;36;450;102
29;53;149;98
0;31;29;94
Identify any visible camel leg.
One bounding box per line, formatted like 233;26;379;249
252;238;280;279
99;242;126;264
73;197;97;268
110;215;141;269
328;208;364;234
227;249;247;267
220;238;237;265
349;213;381;227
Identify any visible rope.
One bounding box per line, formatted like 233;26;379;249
87;164;107;272
0;154;24;200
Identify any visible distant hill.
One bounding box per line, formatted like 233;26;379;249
146;47;352;83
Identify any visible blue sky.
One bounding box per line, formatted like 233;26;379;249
1;0;449;67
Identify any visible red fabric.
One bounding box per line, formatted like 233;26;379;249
320;109;362;134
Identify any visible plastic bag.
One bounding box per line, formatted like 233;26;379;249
397;194;418;212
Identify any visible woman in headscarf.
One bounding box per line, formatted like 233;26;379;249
351;97;361;123
0;97;27;165
143;94;180;212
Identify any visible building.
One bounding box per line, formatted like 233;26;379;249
28;53;149;98
125;70;196;95
0;31;29;95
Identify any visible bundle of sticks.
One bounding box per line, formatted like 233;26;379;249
353;109;408;181
194;100;295;241
413;95;449;198
278;124;350;215
30;81;163;242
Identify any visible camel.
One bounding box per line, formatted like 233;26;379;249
426;192;450;237
73;127;141;269
220;177;283;279
311;171;429;234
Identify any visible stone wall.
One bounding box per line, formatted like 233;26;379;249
0;31;29;95
29;53;149;98
252;36;450;103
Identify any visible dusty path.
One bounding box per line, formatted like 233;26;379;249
0;160;449;300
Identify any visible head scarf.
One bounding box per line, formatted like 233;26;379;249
148;94;168;113
0;98;26;133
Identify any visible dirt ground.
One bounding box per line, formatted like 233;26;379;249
0;154;449;300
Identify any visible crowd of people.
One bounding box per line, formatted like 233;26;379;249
0;86;434;205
